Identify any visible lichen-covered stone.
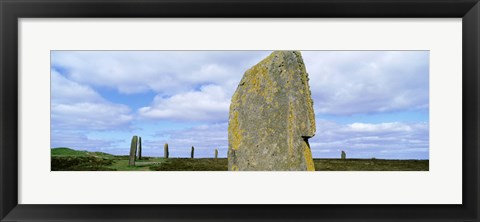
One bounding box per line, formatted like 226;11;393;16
138;137;142;160
128;136;138;166
164;143;169;158
228;51;316;171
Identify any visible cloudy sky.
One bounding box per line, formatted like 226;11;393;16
51;51;429;159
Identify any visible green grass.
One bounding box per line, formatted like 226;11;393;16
51;147;172;171
51;147;428;171
313;158;429;171
51;147;116;171
109;158;168;171
51;147;114;158
51;156;116;171
108;160;153;171
52;147;90;156
149;158;228;171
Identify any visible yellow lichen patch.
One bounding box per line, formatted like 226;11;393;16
246;70;262;95
228;51;316;171
303;143;315;171
287;101;294;156
229;111;243;150
264;72;278;104
243;54;279;104
265;93;273;104
241;95;247;104
230;92;240;110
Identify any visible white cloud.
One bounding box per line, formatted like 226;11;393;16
51;69;134;131
303;51;429;115
51;51;272;122
141;119;428;159
52;51;429;121
138;84;230;121
51;51;430;159
344;122;413;133
309;119;429;159
51;51;270;95
51;130;123;152
51;69;103;104
143;122;228;158
52;102;133;130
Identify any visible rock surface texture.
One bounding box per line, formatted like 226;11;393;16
164;143;169;158
128;135;138;166
228;51;316;171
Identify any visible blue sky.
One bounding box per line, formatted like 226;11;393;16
51;51;429;159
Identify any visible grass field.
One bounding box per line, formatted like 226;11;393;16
51;148;429;171
313;159;428;171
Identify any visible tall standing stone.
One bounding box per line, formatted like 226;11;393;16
128;136;138;166
341;150;346;160
134;139;138;161
138;137;142;160
191;146;195;158
215;149;218;159
228;51;316;171
164;143;169;158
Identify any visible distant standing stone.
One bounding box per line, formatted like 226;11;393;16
228;51;316;171
138;137;142;160
164;143;169;158
128;136;138;166
341;150;346;160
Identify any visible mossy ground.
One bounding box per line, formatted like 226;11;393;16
51;148;428;171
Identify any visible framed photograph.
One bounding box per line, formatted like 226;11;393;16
1;0;479;221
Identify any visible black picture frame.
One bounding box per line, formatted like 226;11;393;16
1;0;479;221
